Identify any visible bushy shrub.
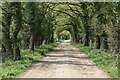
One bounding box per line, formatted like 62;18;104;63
39;45;52;50
35;49;48;55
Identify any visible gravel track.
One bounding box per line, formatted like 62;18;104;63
19;40;110;78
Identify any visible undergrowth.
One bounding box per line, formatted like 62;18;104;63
71;42;118;78
1;41;62;80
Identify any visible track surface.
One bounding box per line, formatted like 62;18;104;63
20;40;110;78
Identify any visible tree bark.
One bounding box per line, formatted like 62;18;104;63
101;31;109;51
84;29;89;46
3;31;13;56
50;31;54;43
23;37;29;49
2;10;13;56
29;33;35;51
13;35;21;60
73;25;79;43
95;35;101;49
84;35;89;46
80;37;83;44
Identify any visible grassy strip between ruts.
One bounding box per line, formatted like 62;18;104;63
71;42;118;78
1;41;62;80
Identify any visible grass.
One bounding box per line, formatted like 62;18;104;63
1;41;62;80
71;42;118;78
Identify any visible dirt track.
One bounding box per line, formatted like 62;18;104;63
19;40;110;78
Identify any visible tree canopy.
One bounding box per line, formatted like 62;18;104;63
1;2;120;60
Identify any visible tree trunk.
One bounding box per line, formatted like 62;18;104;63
58;34;60;41
1;44;6;53
3;31;13;56
12;2;22;60
50;31;54;43
83;25;90;46
84;32;89;46
44;39;48;45
39;38;44;46
80;37;83;44
118;30;120;53
29;33;35;51
95;35;101;49
73;25;78;43
102;31;109;51
23;37;29;49
13;35;21;60
2;5;13;56
102;37;109;50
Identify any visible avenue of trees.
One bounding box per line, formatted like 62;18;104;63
1;2;120;61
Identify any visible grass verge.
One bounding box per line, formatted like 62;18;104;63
71;42;118;78
1;41;62;80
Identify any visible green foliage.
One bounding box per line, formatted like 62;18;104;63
50;41;62;46
35;49;49;55
39;45;52;50
59;31;71;40
72;42;118;78
35;41;62;55
1;41;61;80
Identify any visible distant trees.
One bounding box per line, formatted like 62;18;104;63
59;31;71;40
